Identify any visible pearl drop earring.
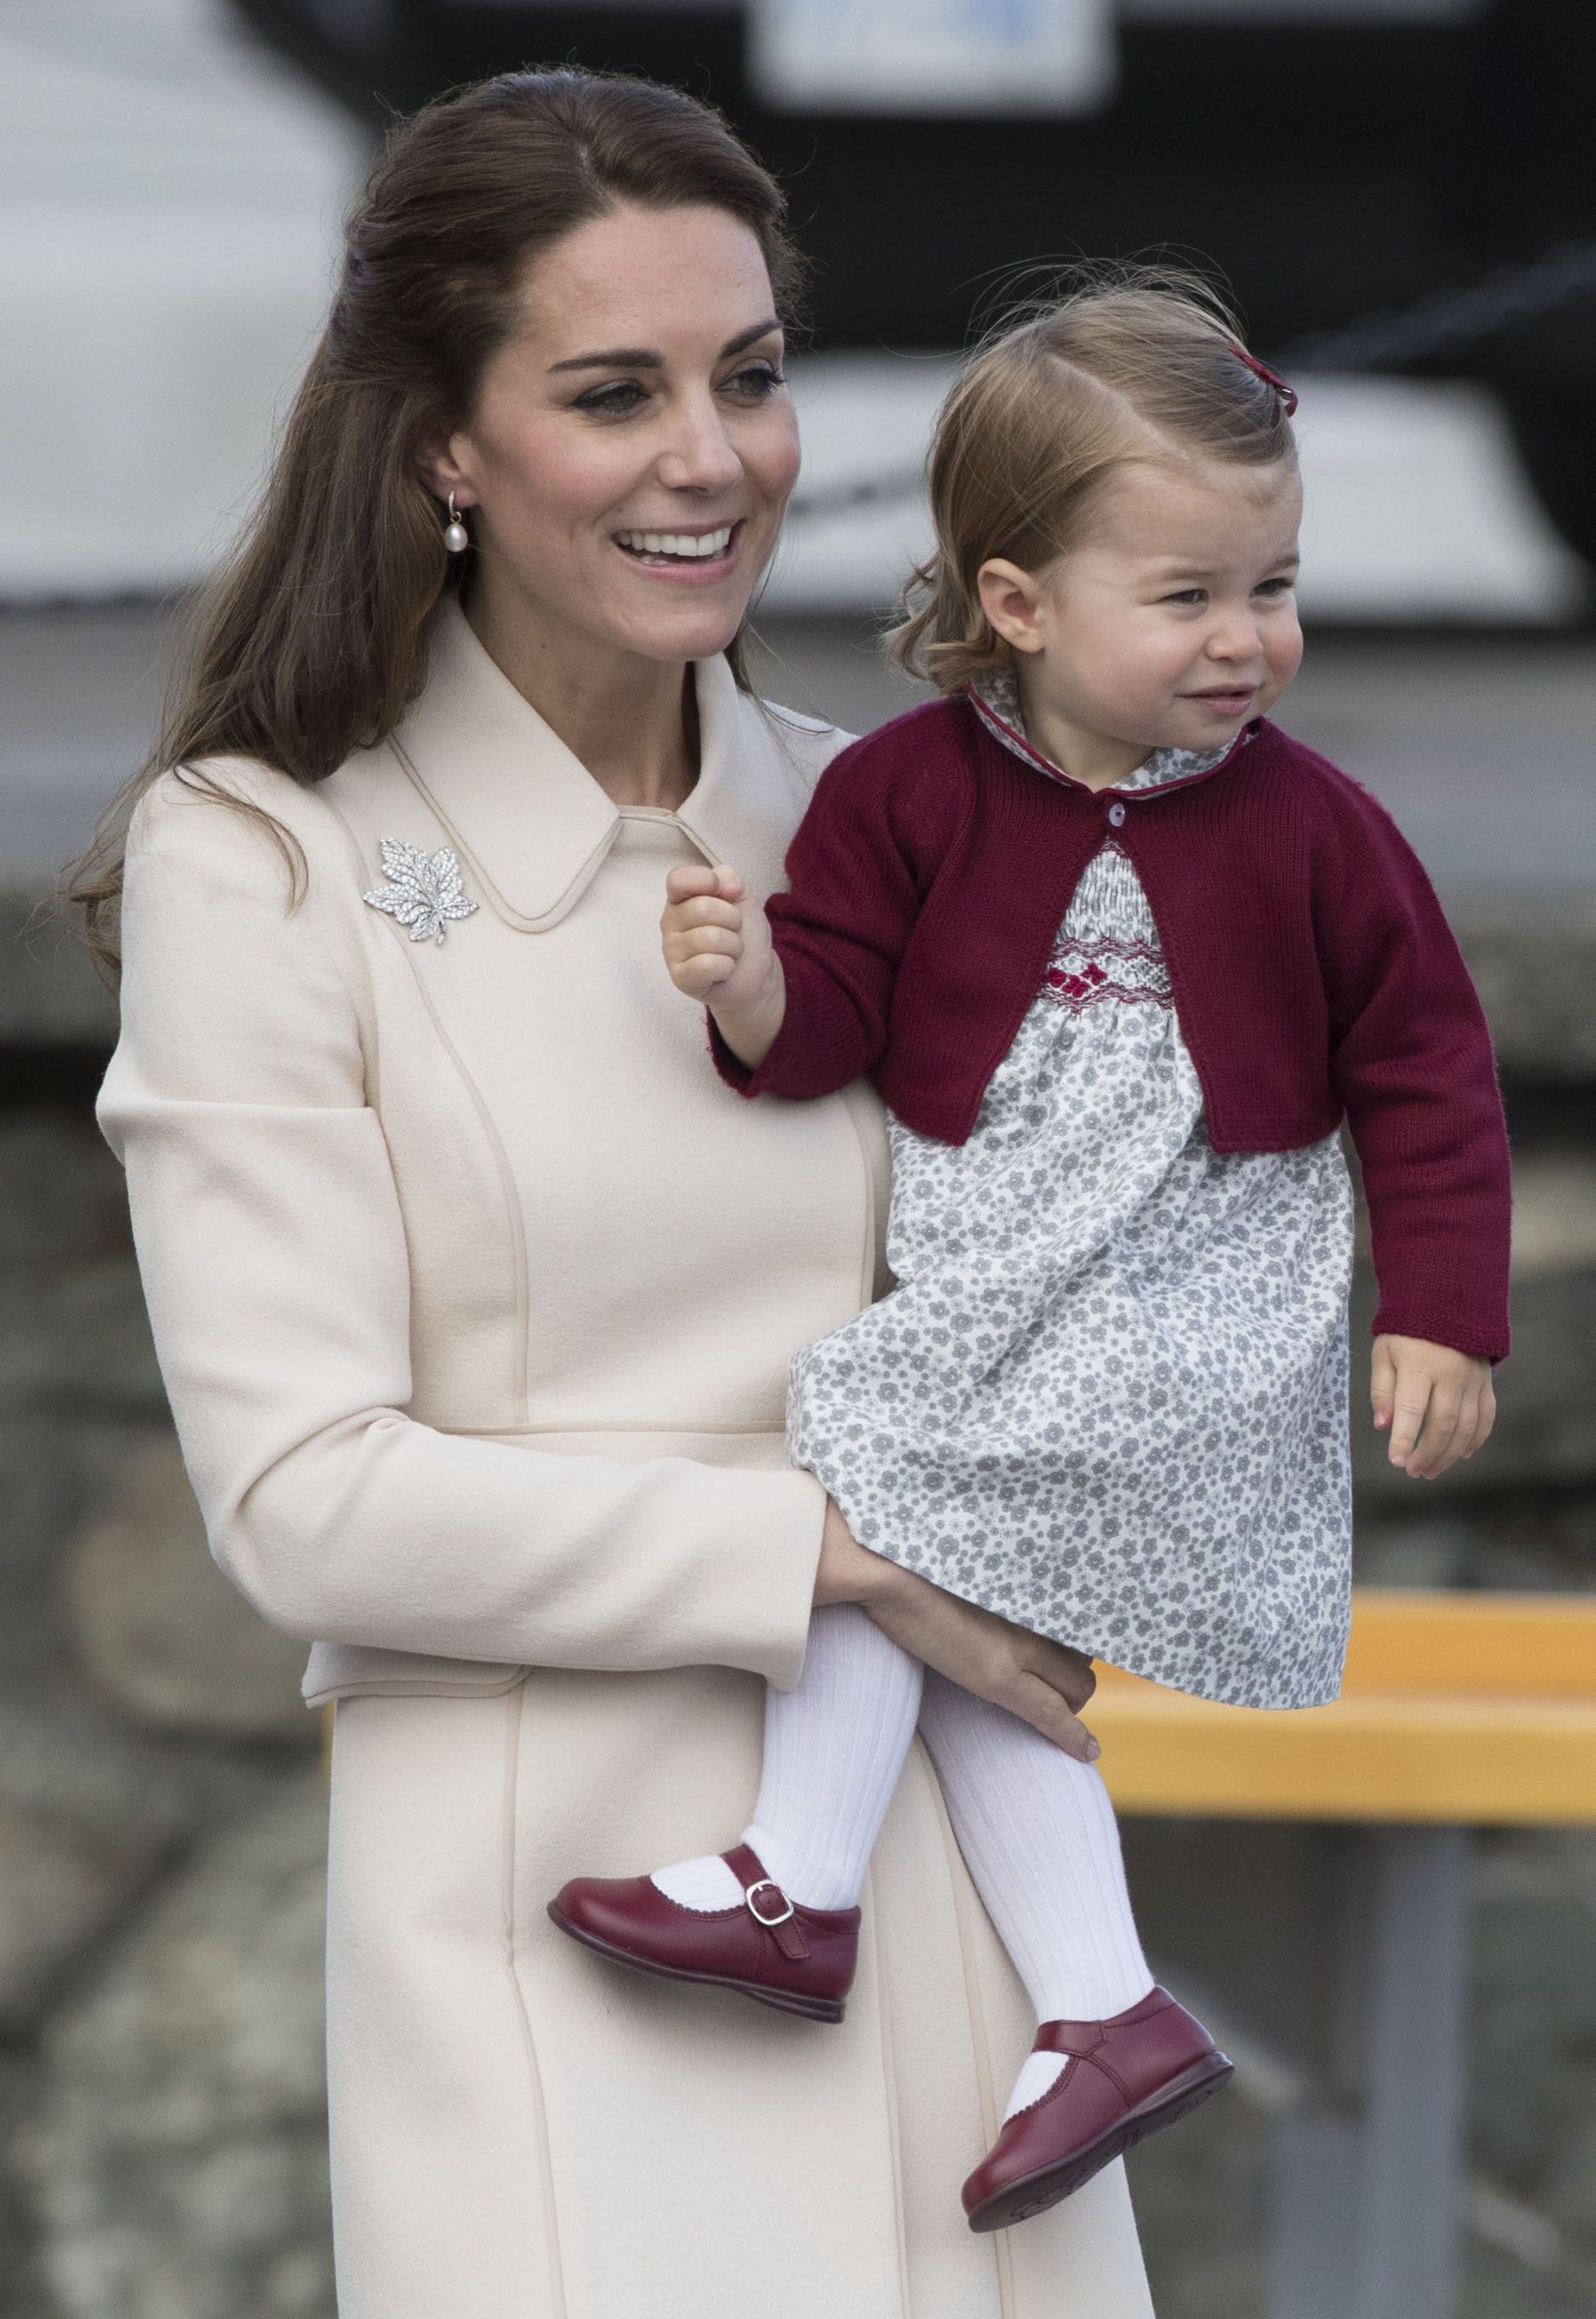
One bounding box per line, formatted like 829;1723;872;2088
443;492;469;554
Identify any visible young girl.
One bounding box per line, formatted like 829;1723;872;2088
550;278;1509;2231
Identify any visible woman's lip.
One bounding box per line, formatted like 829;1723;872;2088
611;518;749;584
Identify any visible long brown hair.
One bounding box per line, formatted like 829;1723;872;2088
66;67;806;976
891;267;1298;693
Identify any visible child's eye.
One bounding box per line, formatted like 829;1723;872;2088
1254;575;1297;597
1162;589;1207;607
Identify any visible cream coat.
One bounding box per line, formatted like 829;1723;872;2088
97;599;1155;2319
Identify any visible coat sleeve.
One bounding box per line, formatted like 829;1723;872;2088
96;774;825;1687
712;728;954;1101
1313;771;1512;1361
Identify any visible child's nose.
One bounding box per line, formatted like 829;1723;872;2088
1208;608;1265;662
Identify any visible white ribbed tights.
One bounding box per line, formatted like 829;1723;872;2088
650;1605;1155;2117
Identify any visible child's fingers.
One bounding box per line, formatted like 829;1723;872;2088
1410;1383;1466;1478
672;951;738;999
663;896;743;937
663;863;724;904
663;861;745;905
665;923;741;969
1370;1339;1397;1431
1386;1373;1432;1469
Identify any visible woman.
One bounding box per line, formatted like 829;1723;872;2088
76;69;1154;2318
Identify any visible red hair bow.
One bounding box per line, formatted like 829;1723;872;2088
1231;345;1299;417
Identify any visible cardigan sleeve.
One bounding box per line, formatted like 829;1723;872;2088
95;774;825;1688
712;724;956;1101
1312;771;1512;1361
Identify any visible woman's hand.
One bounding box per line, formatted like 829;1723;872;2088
1371;1333;1496;1479
660;863;785;1069
814;1498;1101;1763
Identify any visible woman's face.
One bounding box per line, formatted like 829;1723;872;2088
431;202;800;670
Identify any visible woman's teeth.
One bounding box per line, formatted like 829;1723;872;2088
615;526;733;563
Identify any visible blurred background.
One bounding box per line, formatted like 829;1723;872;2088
2;2;1594;2314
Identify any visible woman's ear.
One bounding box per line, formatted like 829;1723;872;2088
416;425;475;510
976;558;1047;655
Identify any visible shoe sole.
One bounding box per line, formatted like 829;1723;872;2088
546;1902;847;2024
965;2052;1234;2233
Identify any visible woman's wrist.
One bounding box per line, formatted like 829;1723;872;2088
812;1497;900;1609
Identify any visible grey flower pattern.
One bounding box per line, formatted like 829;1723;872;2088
363;838;478;945
786;686;1355;1710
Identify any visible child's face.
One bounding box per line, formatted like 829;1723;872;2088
982;456;1304;768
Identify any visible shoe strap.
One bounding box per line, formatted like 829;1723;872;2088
722;1844;811;1962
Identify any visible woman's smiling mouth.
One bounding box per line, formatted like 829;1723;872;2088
614;521;740;570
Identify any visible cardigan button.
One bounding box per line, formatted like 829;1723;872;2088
1106;801;1127;827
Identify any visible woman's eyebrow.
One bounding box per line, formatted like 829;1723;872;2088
548;316;782;375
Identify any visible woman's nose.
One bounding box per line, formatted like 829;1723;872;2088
655;394;744;494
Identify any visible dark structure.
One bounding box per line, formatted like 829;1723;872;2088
235;0;1596;564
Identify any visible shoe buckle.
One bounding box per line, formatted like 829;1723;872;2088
744;1877;795;1929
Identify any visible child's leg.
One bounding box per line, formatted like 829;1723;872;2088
651;1604;925;1913
916;1669;1154;2117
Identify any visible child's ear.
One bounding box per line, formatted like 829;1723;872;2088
976;558;1048;655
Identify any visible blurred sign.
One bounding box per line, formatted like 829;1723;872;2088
750;0;1117;114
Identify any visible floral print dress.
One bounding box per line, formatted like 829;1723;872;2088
786;675;1355;1709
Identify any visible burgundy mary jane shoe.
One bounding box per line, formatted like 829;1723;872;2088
548;1842;861;2024
963;1987;1232;2232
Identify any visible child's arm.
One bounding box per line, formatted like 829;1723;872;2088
661;863;785;1071
665;722;958;1102
1311;767;1511;1478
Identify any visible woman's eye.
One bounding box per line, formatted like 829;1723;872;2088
573;380;650;417
722;362;787;399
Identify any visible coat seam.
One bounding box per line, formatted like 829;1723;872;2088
501;1680;570;2319
363;902;533;1424
864;1861;914;2319
923;1739;1016;2318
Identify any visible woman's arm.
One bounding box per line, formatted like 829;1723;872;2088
814;1500;1101;1761
98;774;824;1687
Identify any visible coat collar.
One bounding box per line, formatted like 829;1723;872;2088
384;596;790;932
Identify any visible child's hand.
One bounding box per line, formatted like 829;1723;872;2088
660;862;786;1070
1371;1334;1496;1479
660;862;772;1006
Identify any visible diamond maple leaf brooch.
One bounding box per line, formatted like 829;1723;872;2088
362;838;479;945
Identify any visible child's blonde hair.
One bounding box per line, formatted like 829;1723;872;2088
890;267;1298;693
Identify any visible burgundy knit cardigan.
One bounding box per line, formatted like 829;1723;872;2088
715;695;1511;1361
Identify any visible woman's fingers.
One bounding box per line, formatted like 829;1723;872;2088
1022;1636;1096;1712
1009;1670;1101;1762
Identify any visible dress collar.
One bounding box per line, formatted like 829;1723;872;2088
383;595;777;932
965;665;1248;797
